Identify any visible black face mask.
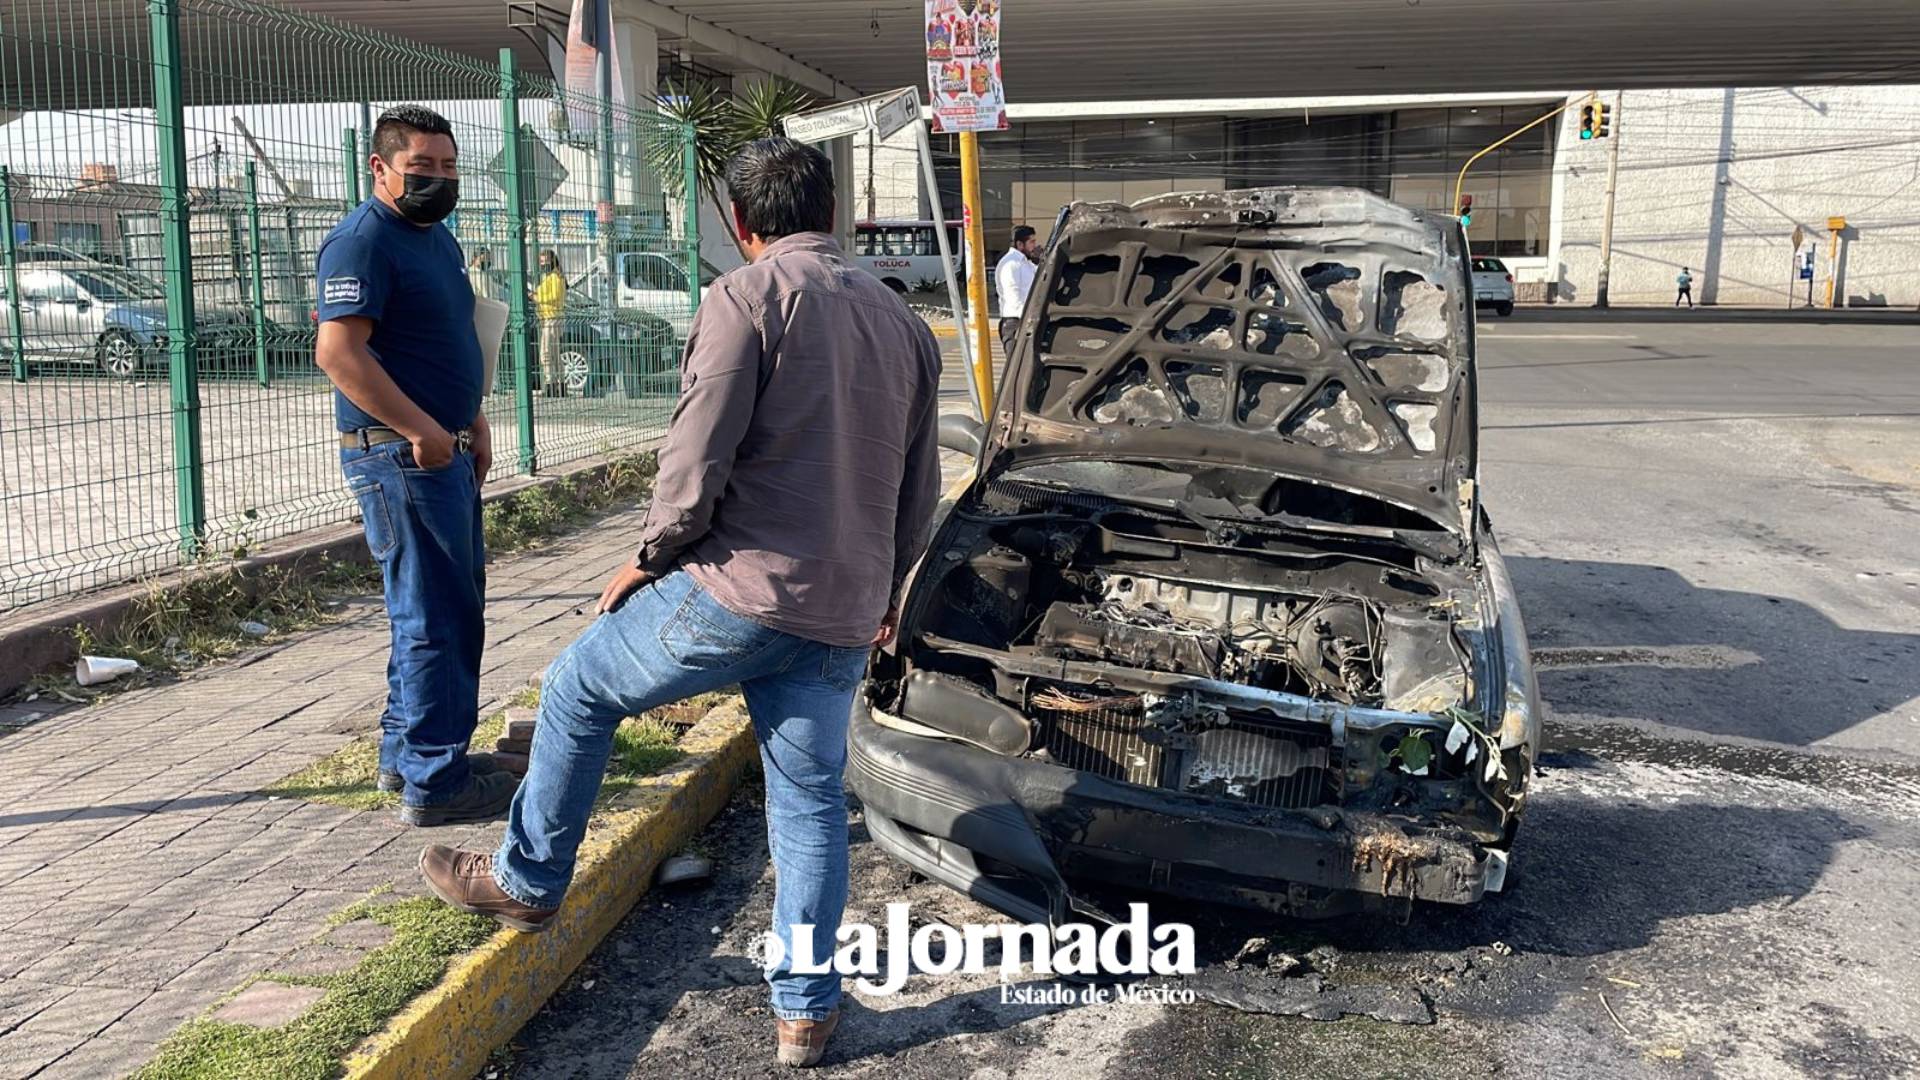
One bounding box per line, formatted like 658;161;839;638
390;172;458;225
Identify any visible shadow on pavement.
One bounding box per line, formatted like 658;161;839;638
1506;556;1920;745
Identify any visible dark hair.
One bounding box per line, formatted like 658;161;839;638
540;249;560;269
373;105;457;161
1012;225;1037;244
725;138;835;240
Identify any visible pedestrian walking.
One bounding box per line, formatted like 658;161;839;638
314;105;515;826
995;223;1039;356
535;250;568;395
417;137;943;1069
466;247;495;302
1676;266;1694;308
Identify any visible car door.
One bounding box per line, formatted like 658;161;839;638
18;270;95;360
619;254;691;322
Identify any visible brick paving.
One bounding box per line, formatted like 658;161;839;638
0;377;979;1077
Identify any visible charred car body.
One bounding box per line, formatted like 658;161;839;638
849;187;1540;923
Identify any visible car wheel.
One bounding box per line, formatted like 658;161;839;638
561;349;591;394
97;330;143;378
882;277;909;295
1496;302;1514;317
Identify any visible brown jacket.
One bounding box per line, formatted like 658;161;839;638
635;233;944;648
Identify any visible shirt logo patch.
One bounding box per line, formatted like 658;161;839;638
324;277;362;305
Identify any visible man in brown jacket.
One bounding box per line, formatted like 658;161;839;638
418;138;943;1068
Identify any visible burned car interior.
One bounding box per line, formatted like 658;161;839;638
852;189;1540;924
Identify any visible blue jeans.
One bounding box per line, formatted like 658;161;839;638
493;570;866;1021
341;439;486;806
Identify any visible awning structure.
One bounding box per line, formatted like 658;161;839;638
7;0;1920;114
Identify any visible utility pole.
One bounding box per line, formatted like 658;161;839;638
1595;91;1624;308
864;130;877;220
959;131;993;416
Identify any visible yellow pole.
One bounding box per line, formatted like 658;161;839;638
1452;97;1583;221
959;131;995;416
1824;227;1840;309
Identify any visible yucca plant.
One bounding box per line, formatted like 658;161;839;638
649;78;819;259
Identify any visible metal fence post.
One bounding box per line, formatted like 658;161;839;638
244;162;270;387
499;48;537;473
343;127;361;208
0;166;25;383
149;0;206;552
682;123;700;320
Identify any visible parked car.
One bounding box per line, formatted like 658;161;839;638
544;295;679;399
1470;256;1515;317
0;262;256;377
849;187;1540;925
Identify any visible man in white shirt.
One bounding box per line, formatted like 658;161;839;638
995;225;1039;356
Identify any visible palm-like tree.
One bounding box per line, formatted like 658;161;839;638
650;78;818;259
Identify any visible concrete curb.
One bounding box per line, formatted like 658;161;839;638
342;703;758;1080
0;449;647;702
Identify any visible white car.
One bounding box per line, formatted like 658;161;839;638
1470;256;1516;317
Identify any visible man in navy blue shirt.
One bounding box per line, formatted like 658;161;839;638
315;105;515;826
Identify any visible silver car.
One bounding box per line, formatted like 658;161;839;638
0;262;251;377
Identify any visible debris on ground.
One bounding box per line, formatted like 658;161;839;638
239;619;271;638
1183;966;1434;1025
657;854;714;886
75;655;140;687
1491;941;1515;957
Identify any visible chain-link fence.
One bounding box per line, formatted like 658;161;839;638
0;0;698;611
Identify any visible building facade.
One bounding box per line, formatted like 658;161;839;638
859;85;1920;308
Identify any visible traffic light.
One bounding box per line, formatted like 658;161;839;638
1579;95;1612;140
1458;193;1473;227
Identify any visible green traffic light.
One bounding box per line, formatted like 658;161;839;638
1580;129;1594;140
1461;214;1472;226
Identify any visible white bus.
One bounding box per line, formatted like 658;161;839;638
852;219;963;294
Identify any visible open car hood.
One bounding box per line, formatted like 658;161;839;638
989;187;1479;541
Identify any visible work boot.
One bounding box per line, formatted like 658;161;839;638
397;769;519;827
775;1011;840;1068
418;845;557;932
378;751;503;794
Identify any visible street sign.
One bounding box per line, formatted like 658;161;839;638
487;125;568;210
1827;216;1848;232
871;89;921;140
1790;225;1804;251
1800;258;1815;281
783;88;922;144
784;100;873;144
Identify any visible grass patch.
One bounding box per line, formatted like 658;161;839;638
22;555;382;706
132;896;495;1080
261;685;725;810
482;451;658;554
14;452;657;711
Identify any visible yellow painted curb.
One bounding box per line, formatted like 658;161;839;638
342;705;758;1080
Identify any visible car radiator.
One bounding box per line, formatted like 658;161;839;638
1035;690;1338;811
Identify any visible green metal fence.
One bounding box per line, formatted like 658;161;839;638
0;0;697;611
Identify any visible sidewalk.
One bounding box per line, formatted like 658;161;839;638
0;506;648;1079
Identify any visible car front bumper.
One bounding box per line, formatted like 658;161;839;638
847;700;1504;924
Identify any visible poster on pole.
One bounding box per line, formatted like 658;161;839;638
563;0;624;134
926;0;1007;134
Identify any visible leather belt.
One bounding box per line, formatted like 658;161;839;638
341;426;473;452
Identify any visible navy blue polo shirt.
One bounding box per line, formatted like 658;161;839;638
315;198;482;434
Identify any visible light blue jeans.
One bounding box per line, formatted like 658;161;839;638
492;569;868;1020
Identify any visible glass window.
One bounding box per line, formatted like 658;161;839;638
21;270;77;302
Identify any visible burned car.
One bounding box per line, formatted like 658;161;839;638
848;187;1540;924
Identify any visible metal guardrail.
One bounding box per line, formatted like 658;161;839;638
0;0;698;610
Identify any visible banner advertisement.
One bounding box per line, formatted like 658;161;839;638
926;0;1007;134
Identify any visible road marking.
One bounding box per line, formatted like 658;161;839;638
1479;333;1638;340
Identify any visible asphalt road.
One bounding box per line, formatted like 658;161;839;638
493;313;1920;1080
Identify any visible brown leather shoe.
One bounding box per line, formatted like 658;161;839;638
417;845;558;932
776;1010;839;1068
